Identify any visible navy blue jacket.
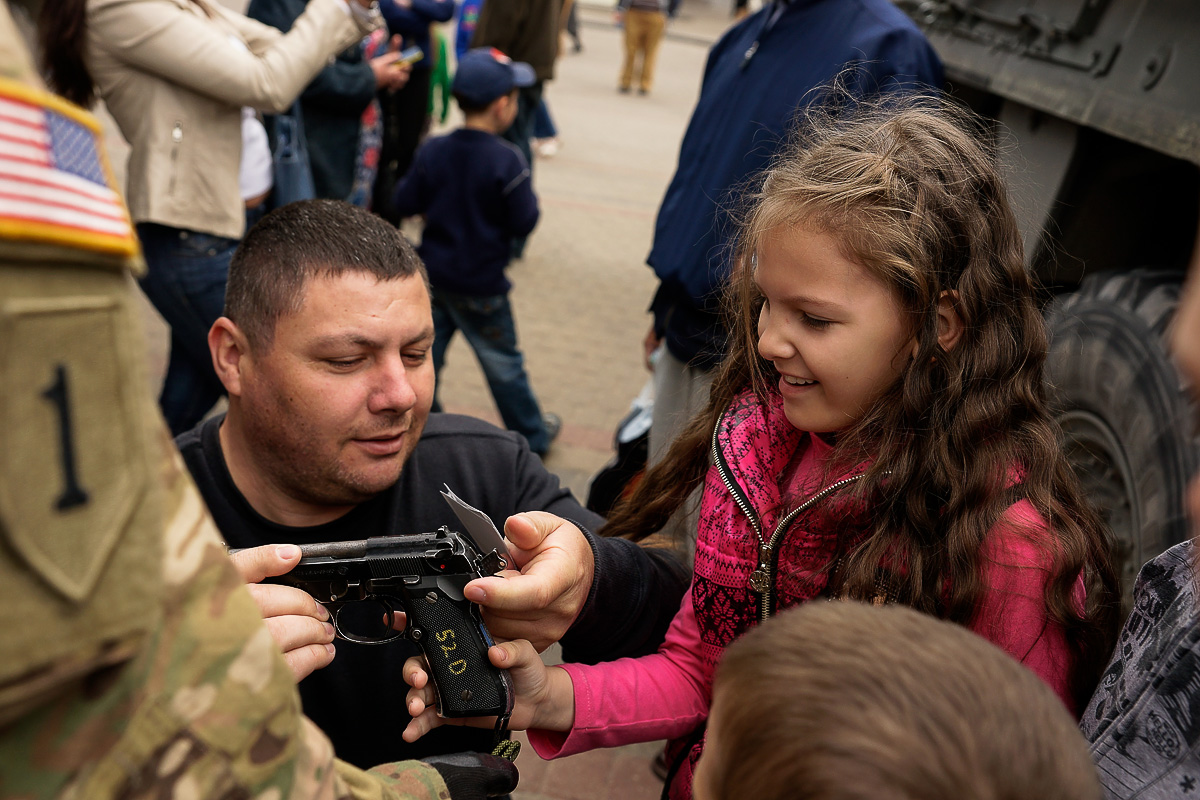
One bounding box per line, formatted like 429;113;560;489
393;127;539;296
380;0;455;72
648;0;943;367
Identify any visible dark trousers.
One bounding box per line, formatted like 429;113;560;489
373;68;432;224
501;81;543;167
501;82;543;257
136;223;234;435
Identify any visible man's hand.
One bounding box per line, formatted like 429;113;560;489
229;544;336;682
370;35;411;92
465;513;595;653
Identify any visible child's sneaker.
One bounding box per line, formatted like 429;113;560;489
542;412;562;445
535;137;560;158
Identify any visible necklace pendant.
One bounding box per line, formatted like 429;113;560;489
748;567;770;594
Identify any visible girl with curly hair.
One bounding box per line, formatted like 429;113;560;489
403;95;1120;800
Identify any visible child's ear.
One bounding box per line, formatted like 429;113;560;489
935;290;965;352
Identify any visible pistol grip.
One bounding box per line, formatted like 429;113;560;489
406;588;514;718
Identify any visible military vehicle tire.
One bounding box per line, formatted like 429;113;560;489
1045;269;1198;609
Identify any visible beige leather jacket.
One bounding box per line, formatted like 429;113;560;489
87;0;378;239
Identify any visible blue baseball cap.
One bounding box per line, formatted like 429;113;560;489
453;47;537;108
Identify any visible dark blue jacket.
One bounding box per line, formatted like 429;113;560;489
393;128;539;296
380;0;455;72
648;0;943;367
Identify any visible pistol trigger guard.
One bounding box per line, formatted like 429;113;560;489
327;598;404;645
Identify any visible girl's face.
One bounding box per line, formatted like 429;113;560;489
755;224;916;433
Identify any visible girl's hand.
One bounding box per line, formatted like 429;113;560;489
401;640;575;742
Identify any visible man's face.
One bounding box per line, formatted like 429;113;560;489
234;271;435;508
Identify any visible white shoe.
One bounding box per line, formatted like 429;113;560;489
535;138;560;158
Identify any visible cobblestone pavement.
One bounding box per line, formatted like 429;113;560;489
104;0;745;795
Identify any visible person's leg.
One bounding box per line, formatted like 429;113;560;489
501;82;542;258
532;97;560;158
619;12;638;91
532;97;557;140
648;344;714;556
372;69;432;224
449;291;551;454
639;11;667;93
429;289;459;414
566;0;581;51
136;223;235;435
628;9;648;90
499;82;541;167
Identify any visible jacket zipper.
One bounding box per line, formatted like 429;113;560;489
711;422;868;622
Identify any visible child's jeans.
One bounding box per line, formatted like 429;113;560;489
430;287;551;454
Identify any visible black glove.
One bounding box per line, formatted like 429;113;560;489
423;752;519;799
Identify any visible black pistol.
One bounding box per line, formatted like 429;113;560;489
232;526;514;721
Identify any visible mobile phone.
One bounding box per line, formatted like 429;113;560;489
394;45;424;65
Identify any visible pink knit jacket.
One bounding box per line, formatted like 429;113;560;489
531;390;1079;799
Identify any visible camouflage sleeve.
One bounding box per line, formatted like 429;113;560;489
0;10;446;791
1;417;448;799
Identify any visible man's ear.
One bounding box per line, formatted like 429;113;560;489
935;290;965;352
209;317;250;397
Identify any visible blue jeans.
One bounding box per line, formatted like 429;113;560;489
136;223;234;435
533;98;557;140
431;288;549;454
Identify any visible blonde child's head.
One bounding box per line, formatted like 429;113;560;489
694;602;1103;800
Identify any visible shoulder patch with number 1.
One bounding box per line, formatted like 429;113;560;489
0;295;149;601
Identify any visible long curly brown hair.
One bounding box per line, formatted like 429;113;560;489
604;94;1119;709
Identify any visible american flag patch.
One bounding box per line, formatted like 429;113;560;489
0;77;137;257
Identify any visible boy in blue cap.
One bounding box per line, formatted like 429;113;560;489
393;46;560;455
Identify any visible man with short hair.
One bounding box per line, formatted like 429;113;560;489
180;199;687;768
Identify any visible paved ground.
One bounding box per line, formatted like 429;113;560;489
100;1;747;795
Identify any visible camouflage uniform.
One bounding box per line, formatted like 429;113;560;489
0;5;447;798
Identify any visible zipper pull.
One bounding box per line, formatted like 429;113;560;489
740;40;759;70
748;545;771;593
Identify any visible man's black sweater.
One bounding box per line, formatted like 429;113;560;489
178;412;688;768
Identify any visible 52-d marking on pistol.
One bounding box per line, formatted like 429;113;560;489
437;629;467;675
